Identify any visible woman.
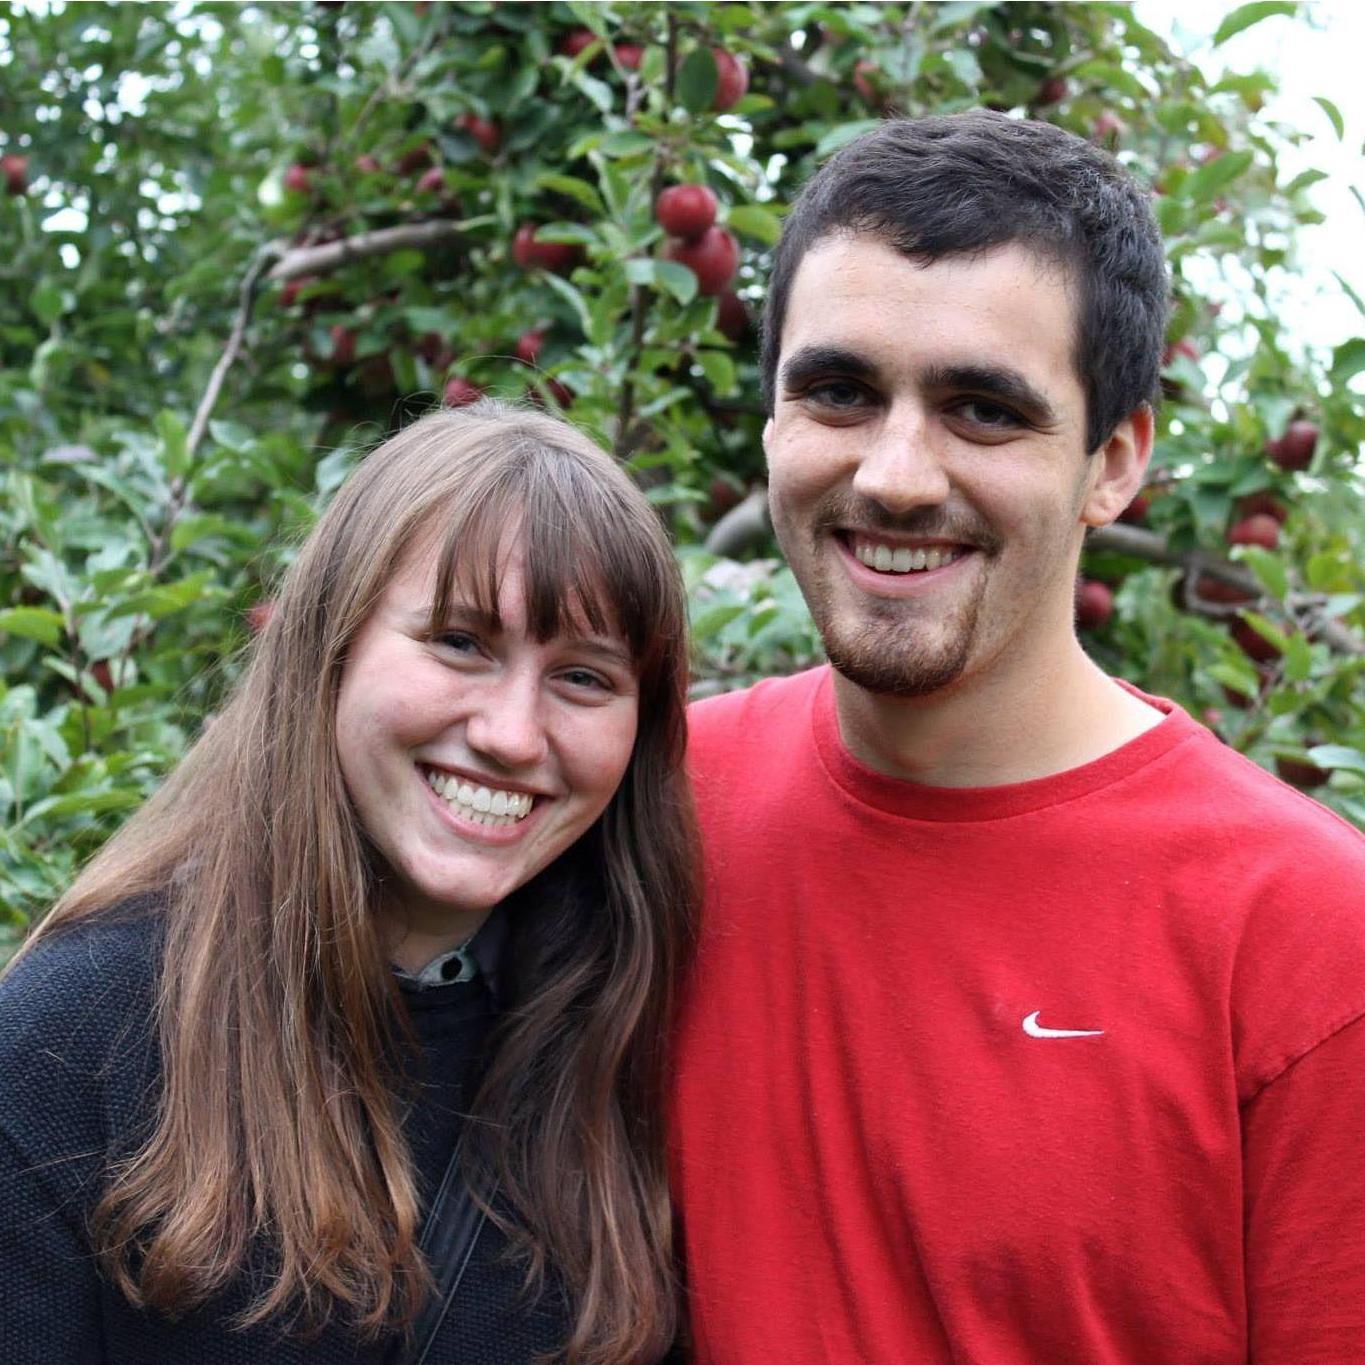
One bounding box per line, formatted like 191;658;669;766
0;403;696;1365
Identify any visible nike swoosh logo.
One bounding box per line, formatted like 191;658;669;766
1022;1010;1104;1039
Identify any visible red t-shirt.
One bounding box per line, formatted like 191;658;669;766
670;667;1365;1363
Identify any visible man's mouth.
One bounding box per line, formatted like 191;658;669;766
845;533;967;576
420;764;535;828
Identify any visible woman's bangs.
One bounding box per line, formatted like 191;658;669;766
424;452;655;659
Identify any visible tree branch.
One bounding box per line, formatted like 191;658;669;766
266;220;463;283
704;487;770;556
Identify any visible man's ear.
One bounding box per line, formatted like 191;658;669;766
1081;405;1154;528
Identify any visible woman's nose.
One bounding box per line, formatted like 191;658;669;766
463;675;550;770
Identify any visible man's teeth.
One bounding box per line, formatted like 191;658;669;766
853;539;960;574
424;769;533;826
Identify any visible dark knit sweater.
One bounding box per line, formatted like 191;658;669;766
0;907;569;1364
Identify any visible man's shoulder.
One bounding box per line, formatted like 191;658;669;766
1156;716;1364;862
688;665;826;754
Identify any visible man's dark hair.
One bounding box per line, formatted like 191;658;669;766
761;110;1170;453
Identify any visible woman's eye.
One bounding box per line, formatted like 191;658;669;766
560;668;611;693
434;630;481;655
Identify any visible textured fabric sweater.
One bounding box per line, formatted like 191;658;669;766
0;905;568;1364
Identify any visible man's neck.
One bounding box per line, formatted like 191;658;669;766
832;639;1163;788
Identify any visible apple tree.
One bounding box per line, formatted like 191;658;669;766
1;0;1362;932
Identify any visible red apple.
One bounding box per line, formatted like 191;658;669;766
1193;573;1255;606
457;113;501;156
396;142;434;175
416;166;447;194
712;48;749;111
666;226;739;296
511;224;582;274
1226;513;1280;550
615;43;644;70
1230;618;1280;664
715;291;750;342
1035;76;1068;106
526;377;574;410
354;153;382;174
283;163;313;194
515;328;546;366
853;60;884;107
1236;491;1289;525
443;376;484;407
655;184;718;241
1074;578;1114;631
1275;756;1328;790
280;274;319;308
2;153;28;196
329;323;357;368
91;660;115;693
246;600;275;635
1267;420;1318;472
1094;111;1126;140
559;29;598;59
1116;492;1150;524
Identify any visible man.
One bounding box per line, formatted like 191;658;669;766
670;111;1365;1363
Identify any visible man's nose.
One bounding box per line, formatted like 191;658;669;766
465;673;550;770
851;407;950;513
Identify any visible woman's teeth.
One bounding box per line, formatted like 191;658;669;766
424;768;533;826
852;540;960;574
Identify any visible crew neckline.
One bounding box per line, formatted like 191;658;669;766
810;666;1202;823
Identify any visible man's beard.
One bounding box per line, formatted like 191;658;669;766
814;577;985;697
786;494;996;699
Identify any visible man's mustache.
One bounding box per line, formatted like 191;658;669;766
811;495;1001;554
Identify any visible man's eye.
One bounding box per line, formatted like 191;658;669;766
802;380;869;410
955;398;1024;428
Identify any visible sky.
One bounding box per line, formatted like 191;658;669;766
1136;0;1365;358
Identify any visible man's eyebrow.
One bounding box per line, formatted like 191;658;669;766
779;345;880;390
924;363;1060;426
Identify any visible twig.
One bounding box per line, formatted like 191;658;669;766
704;487;770;556
613;9;679;461
266;220;463;283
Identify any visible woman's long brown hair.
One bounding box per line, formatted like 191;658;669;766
21;403;698;1364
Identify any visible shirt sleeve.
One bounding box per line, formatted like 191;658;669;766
0;1123;105;1363
1244;1011;1365;1363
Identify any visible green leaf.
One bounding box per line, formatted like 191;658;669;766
1307;745;1365;777
30;279;64;327
726;204;783;247
690;602;746;639
1281;632;1312;683
1330;337;1365;385
155;410;190;480
1237;547;1288;600
1212;2;1296;47
677;48;718;114
625;258;699;306
696;349;737;395
0;608;66;648
534;173;604;215
1313;96;1345;140
1182;150;1254;205
815;121;882;159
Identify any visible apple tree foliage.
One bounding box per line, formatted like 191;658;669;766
1;0;1363;929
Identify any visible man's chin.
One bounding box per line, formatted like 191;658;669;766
826;644;969;699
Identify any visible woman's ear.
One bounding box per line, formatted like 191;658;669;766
1081;404;1154;528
